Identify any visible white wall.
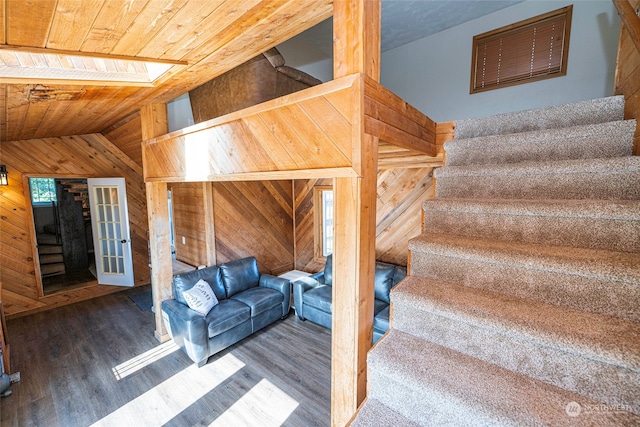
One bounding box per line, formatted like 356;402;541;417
380;0;621;122
167;92;195;132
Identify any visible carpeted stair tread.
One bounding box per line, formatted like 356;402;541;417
350;398;421;427
409;233;640;284
391;277;640;412
422;198;640;253
408;233;640;321
435;156;640;200
367;329;639;426
445;120;636;166
392;276;640;372
454;95;625;139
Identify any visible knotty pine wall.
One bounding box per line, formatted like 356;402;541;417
171;180;295;275
101;111;144;166
614;0;640;156
0;134;150;319
293;168;436;272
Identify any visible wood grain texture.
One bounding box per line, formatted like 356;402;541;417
170;180;294;275
615;0;640;155
0;288;331;427
143;77;359;181
0;134;150;319
2;0;333;142
293;168;436;271
101;111;144;166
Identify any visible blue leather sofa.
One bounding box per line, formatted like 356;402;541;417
293;254;407;343
161;256;290;367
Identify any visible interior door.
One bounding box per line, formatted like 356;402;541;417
87;178;134;286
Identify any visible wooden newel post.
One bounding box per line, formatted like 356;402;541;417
140;103;173;342
332;1;381;425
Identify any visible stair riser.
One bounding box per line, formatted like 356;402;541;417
453;96;625;139
435;171;640;200
423;210;640;253
446;121;635;166
409;251;640;322
392;303;640;414
39;254;64;264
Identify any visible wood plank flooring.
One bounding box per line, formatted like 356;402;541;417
0;288;331;426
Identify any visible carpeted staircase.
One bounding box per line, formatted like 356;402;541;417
352;96;640;426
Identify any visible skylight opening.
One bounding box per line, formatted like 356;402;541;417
0;48;182;86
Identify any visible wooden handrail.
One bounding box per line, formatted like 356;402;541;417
613;0;640;54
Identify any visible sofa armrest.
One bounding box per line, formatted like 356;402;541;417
161;299;209;365
259;274;291;317
293;276;321;319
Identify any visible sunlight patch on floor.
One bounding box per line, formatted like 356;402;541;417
209;378;299;427
92;353;245;426
112;340;180;380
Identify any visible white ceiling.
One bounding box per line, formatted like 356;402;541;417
295;0;525;54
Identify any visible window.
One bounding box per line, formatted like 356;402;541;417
29;177;57;205
314;187;333;258
470;5;572;93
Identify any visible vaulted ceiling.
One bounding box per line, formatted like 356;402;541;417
1;0;333;142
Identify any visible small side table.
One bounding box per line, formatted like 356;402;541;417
278;270;312;312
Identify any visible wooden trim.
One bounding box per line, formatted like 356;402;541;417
0;45;188;65
614;0;640;55
470;5;572;93
313;185;333;260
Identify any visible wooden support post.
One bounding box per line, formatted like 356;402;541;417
202;182;217;267
141;104;172;342
332;1;381;425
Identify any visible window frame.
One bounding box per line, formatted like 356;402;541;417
470;5;572;94
313;186;333;260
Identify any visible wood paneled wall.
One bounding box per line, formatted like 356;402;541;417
615;0;640;155
0;134;150;319
293;168;436;271
171;181;294;275
101;111;144;166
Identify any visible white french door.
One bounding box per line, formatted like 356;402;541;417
87;178;134;286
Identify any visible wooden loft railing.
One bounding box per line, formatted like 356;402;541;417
142;74;440;182
614;0;640;53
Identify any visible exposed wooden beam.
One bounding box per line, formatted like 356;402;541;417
331;1;380;426
0;45;188;65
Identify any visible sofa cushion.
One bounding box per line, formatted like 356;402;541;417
374;262;396;303
173;266;225;305
303;285;333;313
205;299;251;338
220;256;260;298
230;287;283;317
182;279;219;316
373;305;390;332
323;254;333;285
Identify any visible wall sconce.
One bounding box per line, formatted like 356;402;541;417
0;165;8;186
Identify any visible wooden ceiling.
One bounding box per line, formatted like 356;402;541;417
0;0;333;142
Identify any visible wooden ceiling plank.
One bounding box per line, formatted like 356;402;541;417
135;0;227;59
158;0;261;61
80;0;151;54
47;0;106;50
6;0;56;47
110;0;185;56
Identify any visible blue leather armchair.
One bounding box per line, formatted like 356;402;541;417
293;254;407;343
162;256;290;367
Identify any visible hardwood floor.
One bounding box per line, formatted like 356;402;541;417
0;288;331;426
